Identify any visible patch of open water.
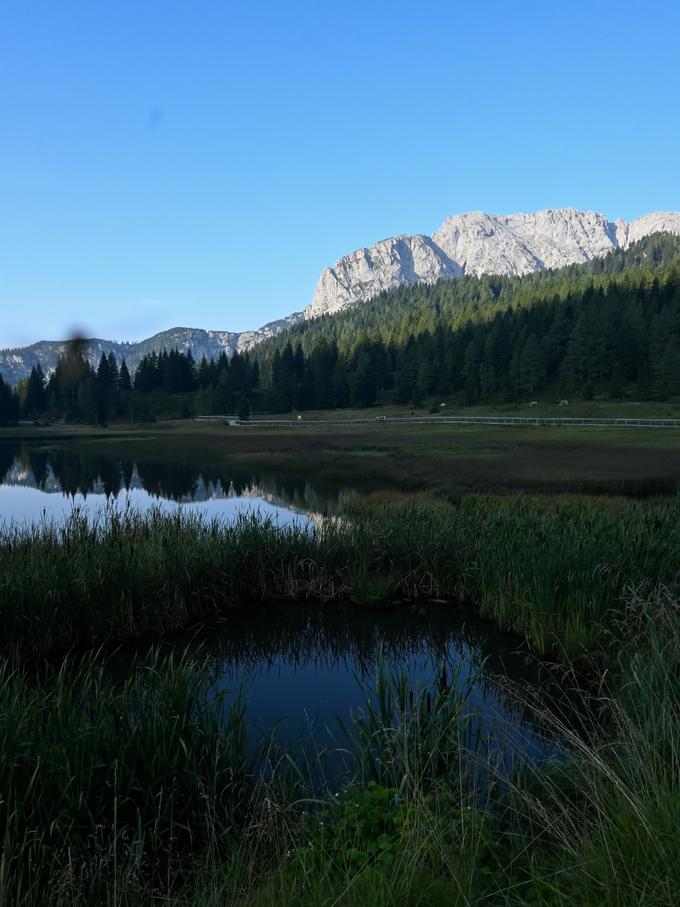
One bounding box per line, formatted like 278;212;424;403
0;441;315;528
120;601;583;781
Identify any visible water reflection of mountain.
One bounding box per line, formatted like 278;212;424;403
0;443;373;515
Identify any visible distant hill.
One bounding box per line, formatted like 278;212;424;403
0;315;301;386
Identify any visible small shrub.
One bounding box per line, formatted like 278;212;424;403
350;571;399;608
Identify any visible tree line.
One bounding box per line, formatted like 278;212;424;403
0;342;260;424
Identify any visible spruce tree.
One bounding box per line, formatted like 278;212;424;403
25;365;46;417
118;359;132;393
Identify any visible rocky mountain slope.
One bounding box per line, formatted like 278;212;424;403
306;209;680;318
0;315;301;386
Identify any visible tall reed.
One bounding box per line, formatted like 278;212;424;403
4;588;680;904
0;649;251;905
1;495;677;659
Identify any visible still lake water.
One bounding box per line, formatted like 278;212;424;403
1;441;575;772
0;441;313;529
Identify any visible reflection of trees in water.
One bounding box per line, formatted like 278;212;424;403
42;450;123;497
61;452;122;497
0;445;17;485
0;443;124;497
0;444;378;513
134;459;204;501
27;449;50;488
121;460;134;493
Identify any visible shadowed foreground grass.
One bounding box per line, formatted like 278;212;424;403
1;494;679;659
2;497;680;904
2;591;680;905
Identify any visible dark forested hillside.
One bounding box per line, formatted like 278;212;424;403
252;232;680;409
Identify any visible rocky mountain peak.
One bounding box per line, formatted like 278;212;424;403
309;233;462;319
306;208;680;319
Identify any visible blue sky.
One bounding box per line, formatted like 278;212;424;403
1;0;679;347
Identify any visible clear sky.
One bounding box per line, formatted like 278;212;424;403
1;0;679;347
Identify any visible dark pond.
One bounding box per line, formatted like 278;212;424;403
123;600;581;780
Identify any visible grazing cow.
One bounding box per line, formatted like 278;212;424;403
528;401;539;408
558;399;569;407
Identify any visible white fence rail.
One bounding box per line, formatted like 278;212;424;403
195;414;680;430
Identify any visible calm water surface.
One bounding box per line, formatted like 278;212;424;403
0;442;324;528
131;601;579;777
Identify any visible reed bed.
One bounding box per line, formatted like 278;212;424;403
1;494;678;658
0;649;254;905
2;496;680;903
2;590;680;904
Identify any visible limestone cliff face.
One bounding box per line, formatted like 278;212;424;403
613;211;680;248
309;234;462;318
306;208;680;318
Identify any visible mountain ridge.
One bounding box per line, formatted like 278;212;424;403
305;208;680;318
0;315;302;386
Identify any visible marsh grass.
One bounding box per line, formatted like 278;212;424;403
336;658;479;791
0;646;487;906
4;587;680;904
486;587;680;906
2;494;680;903
0;649;258;905
1;494;678;659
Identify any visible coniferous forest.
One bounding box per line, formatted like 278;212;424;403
1;233;679;425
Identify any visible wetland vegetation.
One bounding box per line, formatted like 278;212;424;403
0;493;678;660
0;423;678;903
2;586;680;905
0;422;679;904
